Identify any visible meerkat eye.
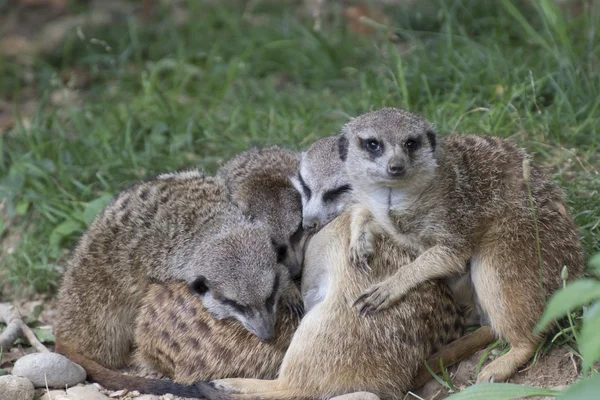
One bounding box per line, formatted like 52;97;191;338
405;138;421;151
323;184;352;203
363;139;382;153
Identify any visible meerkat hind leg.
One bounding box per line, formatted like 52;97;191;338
471;234;544;383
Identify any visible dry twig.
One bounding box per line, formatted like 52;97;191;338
0;302;50;353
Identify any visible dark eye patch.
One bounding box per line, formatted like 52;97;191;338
323;184;352;203
266;274;280;310
222;299;250;315
404;137;422;152
297;174;312;200
359;138;383;157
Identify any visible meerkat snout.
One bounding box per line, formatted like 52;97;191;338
303;219;319;232
387;160;406;177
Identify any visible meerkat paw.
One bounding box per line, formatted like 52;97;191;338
353;279;403;315
211;378;248;393
476;360;515;384
281;284;305;319
349;234;374;273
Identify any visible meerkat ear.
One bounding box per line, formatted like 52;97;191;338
338;134;349;161
289;174;302;194
425;130;436;152
190;276;209;295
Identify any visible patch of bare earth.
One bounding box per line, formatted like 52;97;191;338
414;346;580;400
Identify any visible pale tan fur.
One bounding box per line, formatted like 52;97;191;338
211;210;465;400
342;108;585;383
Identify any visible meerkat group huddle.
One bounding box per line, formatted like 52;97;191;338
54;108;584;399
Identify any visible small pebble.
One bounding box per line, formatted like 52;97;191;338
137;396;161;400
67;385;110;400
40;390;70;400
110;388;128;397
12;352;86;388
0;375;35;400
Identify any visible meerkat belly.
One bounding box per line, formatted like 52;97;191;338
366;190;427;253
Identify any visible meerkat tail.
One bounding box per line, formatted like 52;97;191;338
56;342;226;399
412;326;497;388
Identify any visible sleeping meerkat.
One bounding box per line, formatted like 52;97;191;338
134;282;299;384
341;108;585;383
217;146;306;280
209;210;468;400
290;136;353;234
55;169;302;374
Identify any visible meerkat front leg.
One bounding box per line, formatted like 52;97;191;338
280;279;305;318
348;205;380;272
354;244;470;314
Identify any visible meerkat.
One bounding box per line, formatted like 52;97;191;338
290;136;353;234
208;209;469;400
340;108;585;383
55;169;302;373
66;208;494;398
133;282;299;384
217;146;307;280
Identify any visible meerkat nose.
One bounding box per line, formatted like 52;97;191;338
387;163;406;177
304;220;320;232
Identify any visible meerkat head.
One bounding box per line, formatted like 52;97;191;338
187;221;287;342
340;108;438;191
290;136;352;233
217;147;307;280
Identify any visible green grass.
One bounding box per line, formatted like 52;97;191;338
0;0;598;299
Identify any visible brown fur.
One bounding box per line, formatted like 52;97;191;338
134;282;299;384
55;170;295;370
218;146;306;279
210;211;466;400
342;108;585;383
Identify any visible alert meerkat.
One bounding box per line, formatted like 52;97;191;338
209;210;468;400
341;108;585;383
55;169;301;374
217;146;306;280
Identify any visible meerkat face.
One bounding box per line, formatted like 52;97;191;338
189;223;284;342
290;136;352;233
341;108;438;189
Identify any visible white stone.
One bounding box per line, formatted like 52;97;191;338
12;352;86;388
40;390;70;400
0;375;35;400
66;385;110;400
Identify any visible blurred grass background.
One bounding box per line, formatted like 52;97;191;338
0;0;598;299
